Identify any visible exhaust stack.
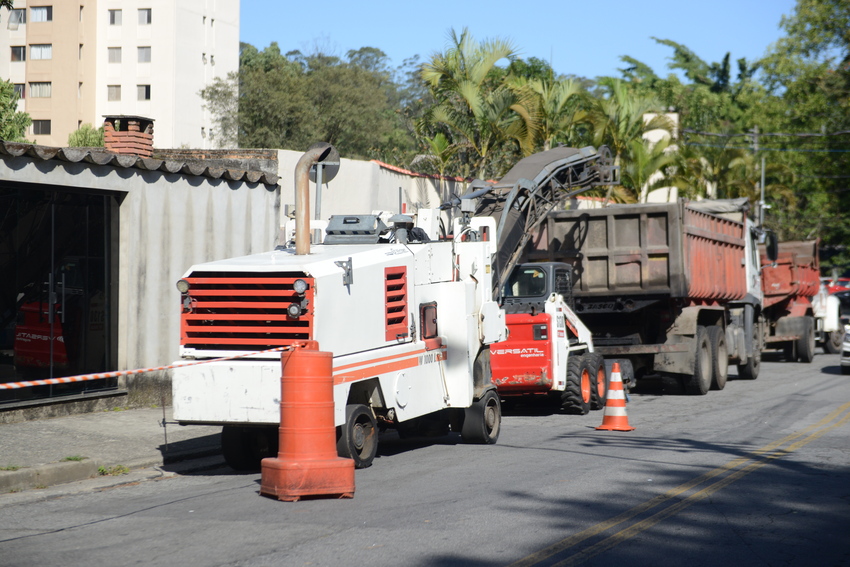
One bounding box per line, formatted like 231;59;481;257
294;145;334;255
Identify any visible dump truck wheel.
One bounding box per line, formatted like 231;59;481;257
588;353;608;410
737;324;762;380
708;326;728;390
796;317;815;363
461;389;501;444
823;330;843;354
562;354;591;414
684;326;712;395
337;404;378;469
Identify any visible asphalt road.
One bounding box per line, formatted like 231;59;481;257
1;353;849;567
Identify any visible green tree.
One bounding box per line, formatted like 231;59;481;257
67;123;104;147
511;76;587;151
620;136;677;202
420;28;538;179
199;72;239;148
0;80;30;142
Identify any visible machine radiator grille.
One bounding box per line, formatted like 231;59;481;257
180;271;314;351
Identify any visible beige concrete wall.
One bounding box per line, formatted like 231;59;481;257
0;155;279;371
276;150;466;229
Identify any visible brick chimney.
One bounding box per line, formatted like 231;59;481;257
103;115;154;158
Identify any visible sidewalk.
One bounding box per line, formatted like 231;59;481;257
0;407;223;494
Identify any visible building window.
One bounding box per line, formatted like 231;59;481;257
30;44;52;60
202;52;207;64
107;85;121;101
109;9;121;25
79;6;83;21
10;46;26;62
137;46;151;63
108;47;121;63
79;44;83;59
30;6;52;22
137;84;151;101
210;54;215;66
9;8;26;26
32;120;51;135
13;84;25;99
78;82;82;98
138;8;151;25
29;82;51;98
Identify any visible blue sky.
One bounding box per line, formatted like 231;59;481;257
240;0;798;79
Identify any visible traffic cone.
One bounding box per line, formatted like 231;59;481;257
596;362;635;431
260;341;355;501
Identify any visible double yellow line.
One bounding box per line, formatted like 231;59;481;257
511;401;850;567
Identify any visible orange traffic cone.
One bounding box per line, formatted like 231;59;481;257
596;362;635;431
260;341;355;501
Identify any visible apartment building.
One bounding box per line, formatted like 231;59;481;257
0;1;238;148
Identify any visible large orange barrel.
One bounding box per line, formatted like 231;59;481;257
260;342;355;501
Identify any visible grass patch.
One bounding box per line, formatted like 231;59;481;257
61;456;87;462
0;465;21;471
98;465;130;476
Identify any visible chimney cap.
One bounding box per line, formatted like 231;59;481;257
103;114;155;122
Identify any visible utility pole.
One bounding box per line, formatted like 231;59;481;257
750;126;769;228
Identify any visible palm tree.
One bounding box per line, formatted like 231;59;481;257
586;80;673;202
511;77;587;151
620;137;678;202
420;28;539;179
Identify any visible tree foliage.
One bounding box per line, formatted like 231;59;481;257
67;123;104;147
0;80;30;142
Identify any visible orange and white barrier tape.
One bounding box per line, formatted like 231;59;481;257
0;346;293;390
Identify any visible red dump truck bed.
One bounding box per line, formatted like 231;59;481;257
531;201;747;303
759;240;820;311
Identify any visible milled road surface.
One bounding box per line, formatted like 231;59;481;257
1;353;848;567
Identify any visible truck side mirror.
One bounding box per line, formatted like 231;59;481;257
765;232;779;262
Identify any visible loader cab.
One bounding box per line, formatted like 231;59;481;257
501;263;574;314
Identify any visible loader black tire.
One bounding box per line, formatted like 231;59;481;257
562;354;591;414
708;326;728;391
684;326;712;395
588;353;608;410
796;317;816;363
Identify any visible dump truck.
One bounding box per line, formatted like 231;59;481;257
759;239;843;360
171;145;507;470
523;198;762;393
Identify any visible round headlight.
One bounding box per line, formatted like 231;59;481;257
287;303;302;318
293;279;308;294
176;279;190;294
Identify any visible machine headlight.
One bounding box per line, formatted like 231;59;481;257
287;303;302;318
293;279;308;294
176;279;190;294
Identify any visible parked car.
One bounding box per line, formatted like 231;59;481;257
841;330;850;375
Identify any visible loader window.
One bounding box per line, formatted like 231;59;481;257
504;267;547;298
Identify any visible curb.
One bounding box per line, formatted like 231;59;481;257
0;447;223;494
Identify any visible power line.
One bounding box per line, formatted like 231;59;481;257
682;129;850;138
683;142;850;153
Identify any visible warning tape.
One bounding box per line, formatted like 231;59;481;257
0;346;293;390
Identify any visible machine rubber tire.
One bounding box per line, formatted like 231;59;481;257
684;326;712;395
588;353;608;410
707;326;728;391
823;330;843;354
796;317;816;363
221;425;277;472
737;323;762;380
562;354;591;414
842;365;850;375
461;389;501;444
337;404;378;469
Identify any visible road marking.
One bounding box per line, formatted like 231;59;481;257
510;401;850;567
